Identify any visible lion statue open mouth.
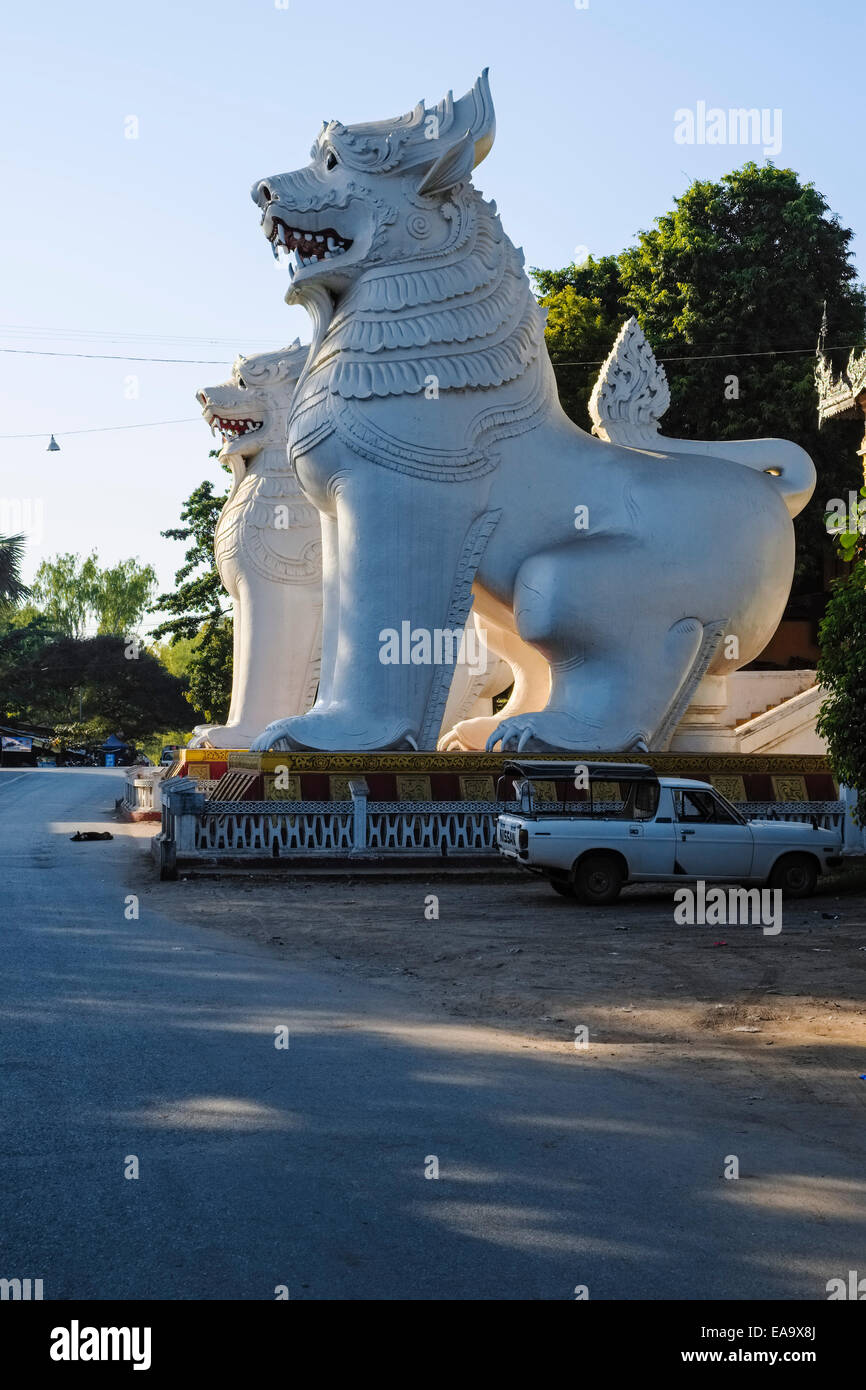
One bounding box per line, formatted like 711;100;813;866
246;71;815;755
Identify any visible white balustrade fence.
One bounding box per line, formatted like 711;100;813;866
151;776;848;877
365;802;496;854
742;801;844;831
195;802;355;856
121;766;167;816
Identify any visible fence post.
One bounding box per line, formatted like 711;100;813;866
159;777;206;876
840;785;865;855
349;778;370;857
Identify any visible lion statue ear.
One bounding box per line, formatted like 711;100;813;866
417;129;477;197
456;68;496;167
414;69;495;195
441;68;495;167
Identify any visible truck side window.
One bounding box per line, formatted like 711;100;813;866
673;789;738;825
625;781;660;820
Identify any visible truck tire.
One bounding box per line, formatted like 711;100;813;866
574;853;624;905
768;853;818;898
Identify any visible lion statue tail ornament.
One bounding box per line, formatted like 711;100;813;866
588;317;815;518
244;70;815;755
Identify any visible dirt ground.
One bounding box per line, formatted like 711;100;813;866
132;851;866;1119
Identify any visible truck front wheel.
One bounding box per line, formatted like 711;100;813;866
574;854;624;905
768;853;818;898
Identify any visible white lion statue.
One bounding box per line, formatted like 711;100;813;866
187;344;323;749
247;71;814;753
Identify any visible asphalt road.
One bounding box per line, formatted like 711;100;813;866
0;768;863;1300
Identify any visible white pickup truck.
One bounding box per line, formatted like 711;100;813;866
495;761;843;904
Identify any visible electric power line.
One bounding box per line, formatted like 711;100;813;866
0;341;857;369
0;341;858;440
0;324;282;347
0;418;201;440
553;344;859;367
0;347;232;365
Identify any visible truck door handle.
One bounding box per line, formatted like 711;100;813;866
681;829;696;837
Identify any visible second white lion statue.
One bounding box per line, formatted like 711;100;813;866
188;343;323;749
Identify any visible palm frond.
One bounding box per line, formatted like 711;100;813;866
0;534;30;609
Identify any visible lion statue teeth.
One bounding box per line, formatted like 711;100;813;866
246;70;815;755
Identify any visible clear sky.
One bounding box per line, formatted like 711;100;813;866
1;0;863;626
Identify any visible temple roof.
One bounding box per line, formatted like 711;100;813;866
815;333;866;425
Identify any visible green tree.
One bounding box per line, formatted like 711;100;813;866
152;465;233;722
0;534;30;612
184;621;233;723
532;255;630;422
30;552;156;637
30;552;98;636
816;561;866;811
151;634;198;680
532;164;866;592
0;612;55;722
5;634;193;742
816;506;866;811
93;558;157;635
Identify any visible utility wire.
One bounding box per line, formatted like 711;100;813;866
0;418;200;439
0;347;232;364
553;344;858;367
0;324;279;346
0;341;857;367
0;342;857;440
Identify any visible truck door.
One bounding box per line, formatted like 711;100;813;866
629;783;677;876
672;787;754;878
617;781;677;877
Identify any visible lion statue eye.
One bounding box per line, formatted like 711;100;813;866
237;376;246;389
325;150;338;171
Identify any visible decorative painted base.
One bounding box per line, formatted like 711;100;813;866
171;746;837;806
